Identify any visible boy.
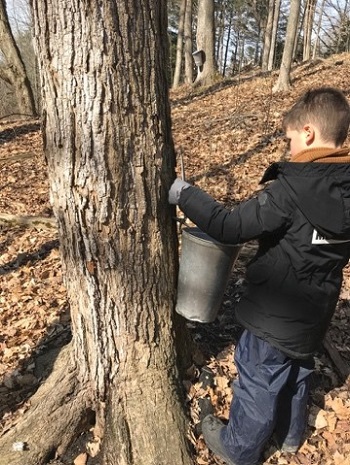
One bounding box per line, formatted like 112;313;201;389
169;87;350;465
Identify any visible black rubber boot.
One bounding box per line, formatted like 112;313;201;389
202;415;237;465
280;443;299;453
273;434;299;454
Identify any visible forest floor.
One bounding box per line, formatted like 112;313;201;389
0;53;350;465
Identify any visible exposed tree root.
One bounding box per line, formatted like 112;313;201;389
0;345;91;465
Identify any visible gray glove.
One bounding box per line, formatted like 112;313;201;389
168;178;191;205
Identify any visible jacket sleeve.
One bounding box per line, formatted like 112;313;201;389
178;182;293;244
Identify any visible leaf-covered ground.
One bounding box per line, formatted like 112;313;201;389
1;54;350;465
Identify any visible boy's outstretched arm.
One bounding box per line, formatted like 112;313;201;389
168;178;293;244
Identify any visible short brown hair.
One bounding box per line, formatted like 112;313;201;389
282;87;350;146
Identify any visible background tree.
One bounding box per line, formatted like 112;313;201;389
262;0;276;71
335;0;350;53
216;0;226;73
303;0;317;61
268;0;281;70
273;0;301;92
173;0;187;88
194;0;217;86
0;0;36;117
184;0;193;84
312;0;326;58
222;6;234;76
0;1;193;464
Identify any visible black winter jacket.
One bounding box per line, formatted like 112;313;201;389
178;161;350;359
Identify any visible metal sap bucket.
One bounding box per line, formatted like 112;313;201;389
176;227;241;323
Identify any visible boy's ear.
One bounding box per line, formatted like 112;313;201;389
303;124;315;145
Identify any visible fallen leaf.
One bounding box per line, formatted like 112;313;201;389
73;452;87;465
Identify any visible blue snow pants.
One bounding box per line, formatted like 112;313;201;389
221;330;314;465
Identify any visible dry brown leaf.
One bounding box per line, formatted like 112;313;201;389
326;397;350;420
216;375;229;390
322;431;337;451
309;407;329;429
196;457;207;465
73;452;88;465
333;450;349;465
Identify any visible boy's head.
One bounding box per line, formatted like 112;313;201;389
282;87;350;157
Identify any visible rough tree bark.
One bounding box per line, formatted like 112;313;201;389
0;0;36;117
0;1;193;465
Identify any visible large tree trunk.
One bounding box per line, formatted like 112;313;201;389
0;0;36;117
0;1;193;465
273;0;301;92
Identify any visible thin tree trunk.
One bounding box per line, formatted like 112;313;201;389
268;0;281;71
173;0;187;88
216;1;225;73
262;0;275;71
303;0;317;61
184;0;193;84
293;0;305;60
311;2;325;59
336;0;349;53
223;10;233;76
273;0;301;92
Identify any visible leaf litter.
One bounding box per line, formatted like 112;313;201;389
0;54;350;464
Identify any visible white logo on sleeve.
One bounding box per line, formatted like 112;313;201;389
312;229;350;245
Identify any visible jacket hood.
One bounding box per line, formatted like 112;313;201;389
260;161;350;239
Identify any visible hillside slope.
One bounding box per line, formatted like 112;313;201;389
0;54;350;465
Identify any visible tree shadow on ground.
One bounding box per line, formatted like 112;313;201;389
171;70;274;109
0;122;41;146
0;238;59;276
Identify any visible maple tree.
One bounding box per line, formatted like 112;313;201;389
0;1;193;465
